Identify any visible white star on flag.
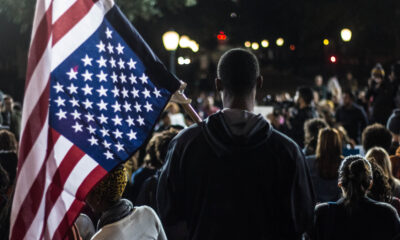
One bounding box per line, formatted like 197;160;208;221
116;43;124;55
105;27;113;39
127;130;137;140
55;109;67;120
96;40;106;52
66;68;78;80
72;122;83;132
96;56;107;68
81;54;93;66
81;70;93;81
127;58;136;69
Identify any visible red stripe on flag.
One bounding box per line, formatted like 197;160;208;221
51;165;107;240
39;144;86;239
25;2;53;90
52;0;98;46
18;79;50;170
11;129;60;240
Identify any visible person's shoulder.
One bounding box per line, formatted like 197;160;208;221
172;122;203;142
368;198;399;215
315;202;339;216
270;129;302;154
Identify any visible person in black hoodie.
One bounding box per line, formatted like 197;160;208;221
157;48;315;240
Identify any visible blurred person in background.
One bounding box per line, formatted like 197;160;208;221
366;63;396;125
387;109;400;155
1;95;21;140
366;147;400;198
314;75;330;100
306;128;343;202
362;123;392;154
327;76;342;106
314;155;400;240
367;161;400;214
342;72;358;94
199;95;220;119
0;164;10;237
303;118;329;156
335;90;368;144
287;86;319;147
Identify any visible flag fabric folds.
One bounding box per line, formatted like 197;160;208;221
10;0;180;239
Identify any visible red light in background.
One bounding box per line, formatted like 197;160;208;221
330;56;337;63
290;44;295;51
217;31;227;40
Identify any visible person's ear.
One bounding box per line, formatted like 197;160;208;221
215;78;223;92
257;75;263;89
338;181;342;188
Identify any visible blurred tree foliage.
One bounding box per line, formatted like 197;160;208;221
0;0;197;33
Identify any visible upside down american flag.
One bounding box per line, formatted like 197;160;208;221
10;0;180;239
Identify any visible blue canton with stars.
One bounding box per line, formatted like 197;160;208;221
49;19;171;171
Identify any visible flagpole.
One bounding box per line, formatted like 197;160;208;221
180;94;202;124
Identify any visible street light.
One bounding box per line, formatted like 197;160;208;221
244;41;251;48
251;42;259;50
276;38;284;47
261;40;269;48
162;31;179;75
179;35;191;48
340;28;352;42
323;39;329;46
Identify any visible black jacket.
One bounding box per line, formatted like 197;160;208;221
314;197;400;240
157;110;315;240
288;106;318;147
335;103;368;144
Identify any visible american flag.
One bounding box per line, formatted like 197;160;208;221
10;0;180;239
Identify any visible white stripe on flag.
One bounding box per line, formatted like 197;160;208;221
51;0;114;71
20;37;52;138
10;116;49;229
30;0;53;46
47;154;99;239
52;0;78;24
24;136;73;239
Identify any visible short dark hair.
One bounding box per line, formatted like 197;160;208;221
297;86;314;104
217;48;260;96
342;89;355;100
362;123;392;153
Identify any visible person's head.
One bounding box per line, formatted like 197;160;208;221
387;109;400;143
3;95;13;112
365;147;395;183
338;155;373;207
166;102;180;114
295;86;314;108
144;128;180;169
342;90;355;107
371;63;385;84
367;160;392;203
315;75;323;86
304;118;329;151
0;130;18;152
346;72;353;81
315;128;343;179
86;164;128;213
216;48;263;109
362;123;392;153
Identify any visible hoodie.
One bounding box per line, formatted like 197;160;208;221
157;110;315;240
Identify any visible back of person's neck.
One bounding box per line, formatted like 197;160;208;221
221;92;255;112
299;103;310;109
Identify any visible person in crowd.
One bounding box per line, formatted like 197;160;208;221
327;76;342;105
157;48;315;240
367;161;400;214
362;123;392;154
303;118;329;156
314;155;400;240
390;61;400;108
129;128;180;207
314;75;330;100
306;128;343;202
387;109;400;155
342;72;358;94
287;86;319;147
0;130;18;186
335;90;368;144
86;164;166;240
366;63;396;125
1;95;21;140
199;95;220;118
365;147;400;198
0;164;10;237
